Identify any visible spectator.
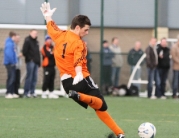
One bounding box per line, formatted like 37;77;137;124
41;35;58;99
3;31;19;99
157;38;170;99
127;41;143;91
109;37;123;87
145;37;161;99
85;41;92;73
14;34;23;96
22;29;40;98
102;40;113;94
171;36;179;99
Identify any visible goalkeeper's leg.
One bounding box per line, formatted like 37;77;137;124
68;90;124;136
62;76;124;136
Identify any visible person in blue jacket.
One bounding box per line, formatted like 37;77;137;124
3;31;18;99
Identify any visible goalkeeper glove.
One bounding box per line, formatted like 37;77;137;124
40;2;56;18
72;72;84;85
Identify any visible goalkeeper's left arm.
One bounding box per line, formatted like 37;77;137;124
40;2;56;23
40;2;65;43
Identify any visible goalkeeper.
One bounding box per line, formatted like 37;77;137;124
40;2;125;138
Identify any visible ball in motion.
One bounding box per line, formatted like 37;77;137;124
138;122;156;138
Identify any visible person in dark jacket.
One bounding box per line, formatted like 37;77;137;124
157;38;170;99
84;41;92;73
3;31;19;99
102;40;114;94
128;41;143;90
41;35;58;99
22;29;40;98
145;38;161;99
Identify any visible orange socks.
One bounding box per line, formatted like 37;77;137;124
96;110;124;135
78;92;124;135
78;92;102;110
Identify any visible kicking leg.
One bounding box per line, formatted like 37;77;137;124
79;92;103;109
79;93;125;136
96;110;124;136
69;90;102;110
69;90;124;136
65;77;125;137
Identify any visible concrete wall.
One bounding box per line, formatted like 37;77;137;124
86;28;153;52
0;28;153;52
0;29;61;89
169;29;179;39
0;27;153;88
0;29;45;50
0;28;178;88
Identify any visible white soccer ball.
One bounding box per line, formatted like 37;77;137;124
138;122;156;138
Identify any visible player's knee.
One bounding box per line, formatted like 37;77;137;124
99;101;108;111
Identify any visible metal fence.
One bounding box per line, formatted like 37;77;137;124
0;50;141;90
0;49;173;93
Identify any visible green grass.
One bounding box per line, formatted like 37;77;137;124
0;96;179;138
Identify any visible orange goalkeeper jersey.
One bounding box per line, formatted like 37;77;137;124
47;21;90;78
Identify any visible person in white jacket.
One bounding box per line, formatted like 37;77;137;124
109;37;123;87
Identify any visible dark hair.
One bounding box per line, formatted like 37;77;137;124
9;31;16;38
111;37;118;43
103;40;108;44
70;15;91;30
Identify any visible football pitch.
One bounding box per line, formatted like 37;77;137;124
0;96;179;138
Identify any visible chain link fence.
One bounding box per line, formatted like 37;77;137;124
0;49;150;92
